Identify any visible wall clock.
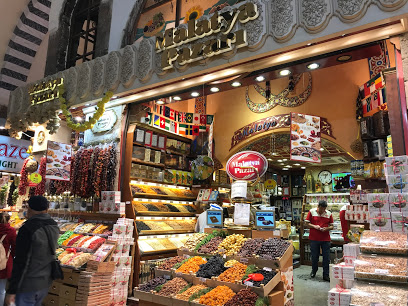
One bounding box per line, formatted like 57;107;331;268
318;170;332;185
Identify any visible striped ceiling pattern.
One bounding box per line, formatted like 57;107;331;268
0;0;51;99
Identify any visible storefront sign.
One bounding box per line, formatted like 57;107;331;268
230;114;334;151
28;78;63;105
46;141;72;181
290;113;321;163
155;2;259;70
226;151;268;181
91;109;117;133
0;136;30;173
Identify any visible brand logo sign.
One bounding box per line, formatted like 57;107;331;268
155;2;259;70
0;136;30;173
28;78;63;105
226;151;268;181
91;109;117;133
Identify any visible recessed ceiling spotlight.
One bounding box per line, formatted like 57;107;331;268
156;100;165;105
271;152;278;156
267;158;272;161
173;96;182;101
294;163;301;166
85;103;90;106
320;148;325;151
307;63;320;70
277;159;283;163
283;159;288;162
279;69;291;76
337;55;352;62
307;43;312;46
301;166;306;169
210;87;220;93
191;92;200;97
283;168;289;170
341;34;346;37
255;76;265;82
231;81;242;87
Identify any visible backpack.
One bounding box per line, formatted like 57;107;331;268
0;234;11;270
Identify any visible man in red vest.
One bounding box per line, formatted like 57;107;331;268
305;200;333;281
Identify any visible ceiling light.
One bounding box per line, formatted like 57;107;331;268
279;69;291;76
85;103;91;106
156;100;165;105
337;55;352;62
210;87;220;93
267;158;272;161
294;163;301;166
283;159;288;162
191;92;200;97
113;96;118;99
231;81;242;87
341;34;346;37
173;96;181;101
320;148;325;151
255;76;265;82
277;159;283;163
301;167;306;169
307;43;312;46
75;117;83;122
283;168;289;171
307;63;320;70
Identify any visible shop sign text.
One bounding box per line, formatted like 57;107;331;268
28;78;63;105
156;2;259;70
0;136;30;173
91;109;117;134
226;151;268;181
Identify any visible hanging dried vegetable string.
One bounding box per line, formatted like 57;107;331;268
106;144;117;191
34;157;47;195
93;148;107;196
100;147;109;193
80;148;93;198
18;158;30;195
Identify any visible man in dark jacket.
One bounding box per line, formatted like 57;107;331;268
5;196;59;306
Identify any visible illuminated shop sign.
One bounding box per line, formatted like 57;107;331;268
155;2;259;70
0;136;30;173
226;151;268;181
28;78;64;105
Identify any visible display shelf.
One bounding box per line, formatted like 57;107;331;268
305;193;350;196
0;208;19;212
130;177;192;187
140;248;178;256
49;211;123;220
139;229;195;235
131;158;165;168
135;211;196;217
132;193;196;201
135;123;193;143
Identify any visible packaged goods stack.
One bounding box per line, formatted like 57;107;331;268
109;218;135;305
99;191;126;214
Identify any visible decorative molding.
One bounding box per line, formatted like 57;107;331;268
334;0;371;22
120;45;137;88
300;0;332;33
76;62;92;99
105;51;121;92
137;38;154;83
270;0;297;42
92;57;106;96
244;0;267;48
63;67;78;104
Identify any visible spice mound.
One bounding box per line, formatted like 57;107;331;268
224;288;258;306
196;255;226;279
199;285;236;306
156;277;188;296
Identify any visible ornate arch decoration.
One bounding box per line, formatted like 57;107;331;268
121;0;148;48
0;0;51;97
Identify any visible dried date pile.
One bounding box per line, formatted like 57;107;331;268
256;238;291;260
224;289;258;306
196;255;226;279
237;238;265;257
198;236;224;254
137;277;167;292
156;277;189;296
158;256;184;271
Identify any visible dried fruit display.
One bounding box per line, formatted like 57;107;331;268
350;280;408;306
360;231;408;255
237;238;265;257
176;256;207;274
196;255;226;279
256;238;291;260
217;234;247;256
198;285;235;306
248;269;277;287
158;256;184;271
138;277;167;292
354;255;408;282
198;236;224;254
224;260;239;268
34;157;46;195
156;277;189;296
182;233;208;251
224;289;258;306
217;262;247;283
174;284;208;301
18;158;30;195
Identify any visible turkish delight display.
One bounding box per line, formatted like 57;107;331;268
350;280;408;306
369;211;392;231
391;212;408;233
387;175;408;193
354;254;408;282
359;231;408;255
385;156;408;176
367;193;389;213
388;193;408;212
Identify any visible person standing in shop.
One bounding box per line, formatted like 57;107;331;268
0;213;16;306
5;196;59;306
304;200;333;281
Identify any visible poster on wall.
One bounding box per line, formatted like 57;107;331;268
46;141;72;181
290;113;321;163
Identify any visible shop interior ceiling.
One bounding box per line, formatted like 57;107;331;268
240;133;351;169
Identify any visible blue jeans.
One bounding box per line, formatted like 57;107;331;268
15;288;48;306
0;279;6;306
310;240;330;277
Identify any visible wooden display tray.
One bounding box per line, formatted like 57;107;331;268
132;193;196;201
131;177;192;187
136;212;196;217
177;244;294;270
139;229;195;235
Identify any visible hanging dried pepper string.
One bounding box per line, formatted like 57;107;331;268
106;144;117;191
34;157;47;195
18;158;30;195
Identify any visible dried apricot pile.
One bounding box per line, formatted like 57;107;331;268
199;286;236;306
217;263;248;283
176;256;207;274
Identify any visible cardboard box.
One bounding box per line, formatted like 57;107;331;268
388;193;408;212
101;191;121;203
328;288;351;306
367;193;390;213
369;212;392;231
333;264;354;280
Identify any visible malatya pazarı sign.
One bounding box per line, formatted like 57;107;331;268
155;2;259;70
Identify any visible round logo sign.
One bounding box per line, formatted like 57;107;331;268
29;173;42;184
226;151;268;181
264;179;277;189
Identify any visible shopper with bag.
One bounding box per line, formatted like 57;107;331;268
5;196;59;306
0;213;16;306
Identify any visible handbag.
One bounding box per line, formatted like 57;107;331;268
44;226;64;280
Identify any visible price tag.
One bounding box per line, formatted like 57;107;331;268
375;241;388;246
240;258;248;264
263;267;272;272
199;277;206;283
374;269;389;275
163;275;171;280
273;230;280;236
223;254;227;259
244;281;253;287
